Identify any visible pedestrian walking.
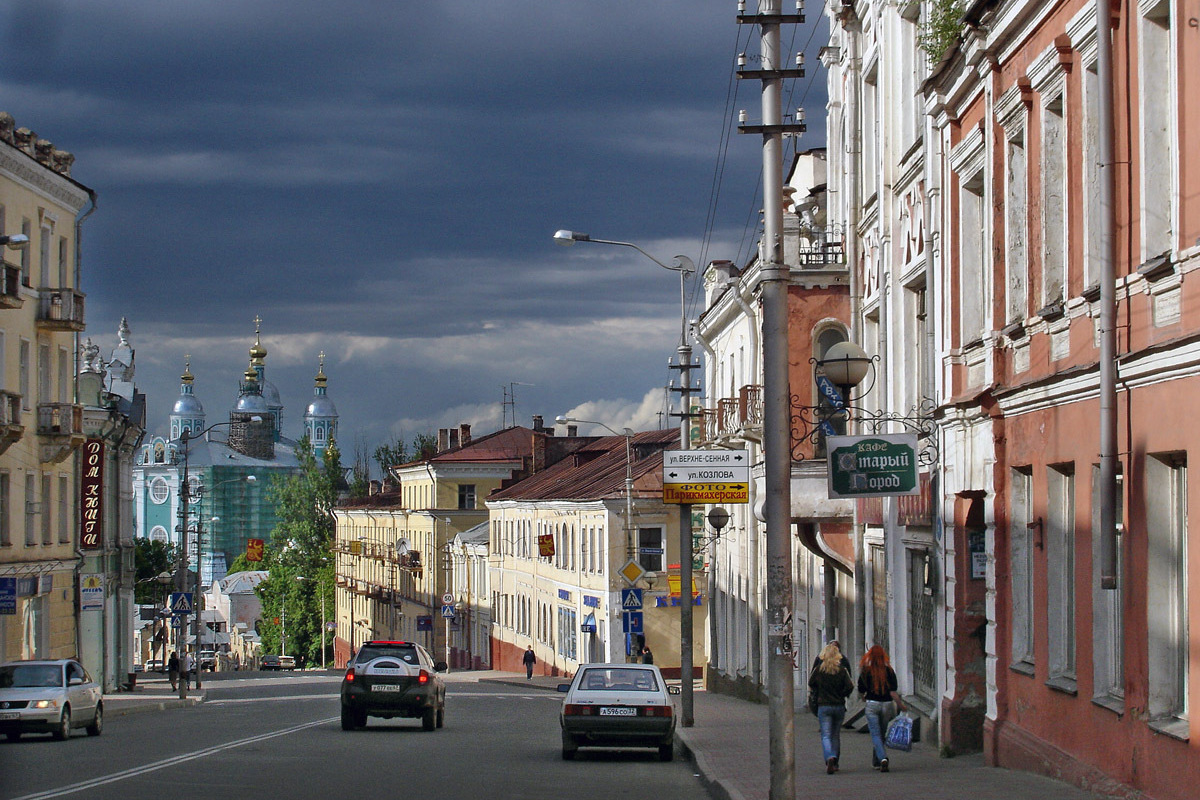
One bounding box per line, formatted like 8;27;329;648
167;652;180;691
640;645;654;665
184;652;195;690
523;645;536;679
857;644;907;773
808;641;854;774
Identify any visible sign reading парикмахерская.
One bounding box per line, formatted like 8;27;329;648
826;434;920;498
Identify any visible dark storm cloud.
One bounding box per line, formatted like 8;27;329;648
1;1;828;451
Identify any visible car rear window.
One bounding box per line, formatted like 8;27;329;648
356;645;419;665
578;667;660;692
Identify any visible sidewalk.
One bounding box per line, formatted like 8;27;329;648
103;673;204;716
481;672;1107;800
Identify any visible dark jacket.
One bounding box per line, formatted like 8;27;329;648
857;666;898;702
808;662;854;707
522;649;536;665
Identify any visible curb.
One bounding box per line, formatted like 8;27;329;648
675;732;747;800
103;694;205;717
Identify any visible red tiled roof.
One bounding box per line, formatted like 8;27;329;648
488;429;679;502
396;426;537;466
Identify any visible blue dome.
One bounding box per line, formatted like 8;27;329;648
235;392;270;414
262;380;282;408
172;394;204;416
305;396;338;418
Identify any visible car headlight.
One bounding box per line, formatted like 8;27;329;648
32;699;60;709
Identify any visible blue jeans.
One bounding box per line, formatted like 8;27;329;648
817;704;846;762
864;699;893;765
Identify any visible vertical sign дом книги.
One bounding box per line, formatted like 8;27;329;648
80;438;104;549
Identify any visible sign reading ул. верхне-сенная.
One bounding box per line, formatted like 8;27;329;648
826;434;919;498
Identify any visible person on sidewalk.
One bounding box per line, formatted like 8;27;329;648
857;644;907;773
523;646;536;679
184;652;195;690
640;645;654;665
167;652;180;691
809;641;854;774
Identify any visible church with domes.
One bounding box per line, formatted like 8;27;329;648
133;323;338;587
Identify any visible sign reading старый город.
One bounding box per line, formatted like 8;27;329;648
826;434;920;498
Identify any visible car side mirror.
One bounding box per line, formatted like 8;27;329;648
69;677;83;686
433;661;448;672
667;685;681;695
557;683;571;692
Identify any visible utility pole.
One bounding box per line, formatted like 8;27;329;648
671;323;695;726
737;1;808;797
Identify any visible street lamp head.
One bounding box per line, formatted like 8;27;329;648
245;475;257;484
553;230;587;246
1;234;30;250
818;340;872;389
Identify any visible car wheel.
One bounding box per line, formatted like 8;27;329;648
561;731;578;761
5;731;20;742
86;703;103;736
658;740;675;762
355;710;367;727
340;705;357;731
422;707;436;731
436;703;444;729
53;707;71;741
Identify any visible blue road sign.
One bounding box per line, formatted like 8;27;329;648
441;605;456;618
621;588;643;610
169;592;193;616
416;615;433;631
815;374;845;409
622;611;643;634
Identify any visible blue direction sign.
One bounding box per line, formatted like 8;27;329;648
169;592;193;616
815;374;845;409
0;577;15;615
621;611;644;634
621;588;643;610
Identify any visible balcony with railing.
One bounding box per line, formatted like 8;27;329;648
0;391;23;454
793;224;847;269
36;402;84;462
699;384;764;446
0;265;22;309
37;288;86;331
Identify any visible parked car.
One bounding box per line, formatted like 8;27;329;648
558;663;679;761
340;640;446;731
0;659;104;741
198;651;218;671
144;659;164;673
260;654;296;671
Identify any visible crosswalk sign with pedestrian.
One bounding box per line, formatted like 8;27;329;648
621;588;643;610
169;592;193;616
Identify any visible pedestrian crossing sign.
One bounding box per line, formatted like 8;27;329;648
621;588;643;610
169;592;193;616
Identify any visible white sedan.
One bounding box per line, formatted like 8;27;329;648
0;659;103;741
557;663;680;761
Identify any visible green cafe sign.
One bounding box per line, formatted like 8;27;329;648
827;434;920;498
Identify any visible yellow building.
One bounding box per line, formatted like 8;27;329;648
0;112;94;661
332;422;563;668
487;428;708;679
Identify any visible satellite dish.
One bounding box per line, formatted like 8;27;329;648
396;538;409;555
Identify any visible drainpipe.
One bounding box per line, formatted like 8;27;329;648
1097;0;1118;588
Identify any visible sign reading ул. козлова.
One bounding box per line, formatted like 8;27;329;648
826;434;919;498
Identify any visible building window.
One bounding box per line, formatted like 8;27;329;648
150;525;168;543
19;340;30;411
24;473;35;546
457;484;476;510
1041;96;1067;307
1139;0;1174;261
959;171;987;345
150;477;170;505
1010;467;1035;671
638;527;664;573
20;218;31;286
38;225;51;288
37;344;50;406
1146;452;1187;732
558;606;577;660
0;473;10;547
57;236;68;288
1005;127;1028;323
1046;464;1076;691
57;476;68;544
1091;463;1124;709
40;474;51;546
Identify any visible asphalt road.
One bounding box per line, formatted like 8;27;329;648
0;671;712;800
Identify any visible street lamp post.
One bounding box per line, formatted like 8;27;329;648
174;418;262;699
553;230;698;725
295;575;327;670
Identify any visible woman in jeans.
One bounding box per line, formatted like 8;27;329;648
808;642;854;773
857;644;907;772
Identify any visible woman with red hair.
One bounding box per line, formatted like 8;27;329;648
857;645;907;772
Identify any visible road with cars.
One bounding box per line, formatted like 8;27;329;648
0;670;711;800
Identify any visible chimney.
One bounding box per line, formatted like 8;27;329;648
437;428;451;453
531;414;544;432
567;424;578;437
458;423;472;446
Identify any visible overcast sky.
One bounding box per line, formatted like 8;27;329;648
1;1;827;467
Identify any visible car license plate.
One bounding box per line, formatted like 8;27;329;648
373;684;401;692
0;712;19;720
599;707;636;716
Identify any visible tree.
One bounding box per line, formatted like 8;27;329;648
348;435;372;498
373;437;409;486
257;437;342;668
411;432;437;460
134;539;179;604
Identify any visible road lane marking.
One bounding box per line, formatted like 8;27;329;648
7;717;337;800
207;694;337;705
